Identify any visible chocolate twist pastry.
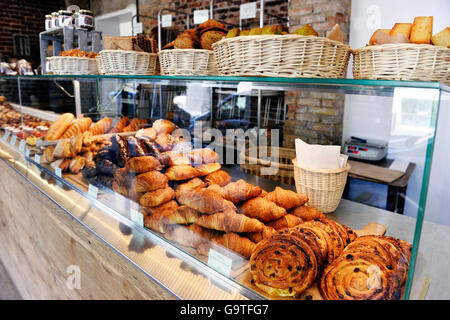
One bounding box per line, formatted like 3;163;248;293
319;251;402;300
250;234;318;297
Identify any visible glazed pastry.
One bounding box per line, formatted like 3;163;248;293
165;165;201;181
126;156;162;173
176;179;236;214
135;127;156;140
214;179;262;203
109;116;129;133
250;233;318;297
319;241;404;300
89;118;113;135
45;113;75;141
154;133;178;152
240;197;286;222
245;226;278;243
163;151;191;166
264;187;309;210
195;163;221;176
139;186;175;208
267;214;303;230
69;156;86;174
291;205;326;221
195;208;265;233
189;148;219;165
61;117;92;138
204;170;231;187
152;119;177;135
135;170;169;192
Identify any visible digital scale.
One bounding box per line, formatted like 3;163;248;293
343;136;388;161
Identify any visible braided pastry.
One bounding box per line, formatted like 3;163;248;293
250;233;318;297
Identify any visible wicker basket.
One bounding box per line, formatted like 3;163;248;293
47;56;98;75
212;35;351;78
292;158;350;213
96;56;106;75
239;146;296;186
353;44;450;85
99;50;159;75
158;49;218;76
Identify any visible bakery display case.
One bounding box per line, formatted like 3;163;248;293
0;74;449;300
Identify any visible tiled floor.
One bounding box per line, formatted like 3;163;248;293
0;259;22;300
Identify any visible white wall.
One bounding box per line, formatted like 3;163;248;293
95;4;136;37
344;0;450;221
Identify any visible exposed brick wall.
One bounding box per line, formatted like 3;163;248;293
0;0;67;67
283;0;351;147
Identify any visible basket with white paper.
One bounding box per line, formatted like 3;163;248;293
292;139;350;213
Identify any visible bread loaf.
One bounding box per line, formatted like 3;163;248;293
89;118;113;135
45;113;75;141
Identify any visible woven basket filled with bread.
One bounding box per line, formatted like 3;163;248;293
158;19;226;76
353;17;450;84
47;49;99;75
212;24;351;78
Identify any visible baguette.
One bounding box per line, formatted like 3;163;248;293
61;117;92;138
45;113;75;141
89;118;113;135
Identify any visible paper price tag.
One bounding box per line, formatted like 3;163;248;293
88;184;99;199
9;135;17;146
19;139;26;152
237;81;253;94
130;208;144;227
161;14;172;28
194;9;209;25
134;22;143;34
34;154;41;164
208;248;232;277
3;131;10;141
54;167;62;178
240;2;257;20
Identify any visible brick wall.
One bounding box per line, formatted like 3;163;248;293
0;0;67;67
283;0;351;147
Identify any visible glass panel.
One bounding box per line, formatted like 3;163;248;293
1;75;448;300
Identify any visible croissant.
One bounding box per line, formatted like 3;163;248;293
189;148;219;165
89;118;113;135
204;170;231;187
163;151;191;166
143;211;168;233
165;224;219;248
145;199;179;217
165;165;201;181
176;180;236;214
195;209;265;233
135;170;169;192
291;205;326;221
214;233;256;258
250;233;318;297
267;214;303;230
216;179;262;203
139;186;175;208
155;133;178;152
264;187;309;210
245;226;278;243
126;156;162;173
240;197;287;222
45;113;74;141
195;163;221;176
61;117;92;138
109;116;129;133
122;118;148;132
162;205;200;225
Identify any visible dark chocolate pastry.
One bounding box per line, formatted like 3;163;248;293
81;163;97;179
89;174;114;189
95;158;119;177
127;136;147;157
116;135;130;167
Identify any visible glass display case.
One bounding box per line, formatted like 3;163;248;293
0;74;449;300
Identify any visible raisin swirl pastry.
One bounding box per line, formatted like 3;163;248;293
319;251;402;300
249;233;318;297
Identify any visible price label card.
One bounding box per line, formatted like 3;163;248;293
161;14;172;28
134;22;143;34
240;2;257;20
88;184;99;199
237;81;253;94
54;167;62;178
19;139;26;152
130;208;144;228
9;135;17;146
208;248;232;277
34;154;41;164
3;131;10;141
194;9;209;25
